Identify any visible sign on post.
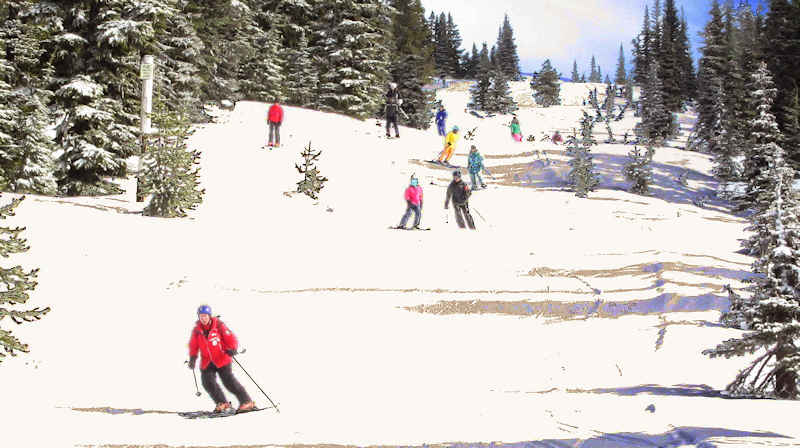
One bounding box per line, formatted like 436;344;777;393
137;55;155;202
139;59;155;81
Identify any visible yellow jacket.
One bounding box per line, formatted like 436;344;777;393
445;131;459;147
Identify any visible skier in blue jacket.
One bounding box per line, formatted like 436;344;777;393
435;105;447;137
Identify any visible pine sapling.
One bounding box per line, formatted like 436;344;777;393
624;144;655;195
296;142;328;199
0;195;49;362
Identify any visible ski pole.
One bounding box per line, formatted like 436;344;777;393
472;206;491;228
185;360;201;397
232;355;280;413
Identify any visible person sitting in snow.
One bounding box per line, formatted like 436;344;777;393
467;145;490;190
395;174;423;229
552;130;563;145
510;115;522;142
445;170;475;230
438;126;460;165
188;305;255;414
435;105;448;137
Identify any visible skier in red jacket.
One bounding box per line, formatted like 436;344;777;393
188;305;255;413
267;99;283;148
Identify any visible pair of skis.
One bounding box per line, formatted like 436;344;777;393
426;160;460;169
178;405;275;419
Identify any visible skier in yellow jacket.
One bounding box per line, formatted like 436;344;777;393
438;126;460;164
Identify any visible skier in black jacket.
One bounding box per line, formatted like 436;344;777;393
385;83;401;138
444;170;475;229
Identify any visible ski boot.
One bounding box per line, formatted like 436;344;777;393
213;402;233;414
274;143;280;148
238;401;256;412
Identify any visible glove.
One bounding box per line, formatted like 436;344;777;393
225;348;237;357
188;356;197;369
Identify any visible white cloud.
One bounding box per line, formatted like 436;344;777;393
421;0;644;76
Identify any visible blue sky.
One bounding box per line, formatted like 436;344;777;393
419;0;765;78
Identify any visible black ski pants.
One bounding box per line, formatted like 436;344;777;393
268;121;281;145
454;203;475;229
201;362;252;405
386;113;399;137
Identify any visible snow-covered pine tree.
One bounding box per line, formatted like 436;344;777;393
445;13;463;77
464;43;479;79
720;1;747;154
283;32;317;108
495;14;521;81
155;0;205;119
676;8;697;102
0;1;57;194
185;0;253;102
568;111;600;197
641;60;673;142
468;43;491;111
310;0;391;119
709;83;741;182
632;5;652;85
782;88;800;165
741;62;782;211
140;102;204;218
624;144;655;194
486;69;516;114
390;0;436;129
694;0;728;152
763;0;800;143
238;20;284;102
615;44;627;85
0;194;49;362
531;59;561;107
705;142;800;399
571;60;580;83
657;0;682;112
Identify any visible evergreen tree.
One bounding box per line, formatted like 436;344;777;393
296;142;328;199
658;0;682;111
464;43;479;79
495;14;521;81
567;111;600;197
632;6;652;85
782;88;800;166
720;0;747;154
676;8;697;101
615;44;627;85
641;60;673;142
283;32;317;108
390;0;436;129
571;60;580;82
705;142;800;399
310;0;391;118
468;43;491;111
597;66;603;84
445;13;463;76
486;69;516;114
0;194;49;362
239;17;284;102
709;83;740;181
140;102;204;218
763;0;800;140
0;1;57;194
530;59;561;107
694;0;727;152
604;74;611;85
742;62;784;213
624;144;655;194
589;55;601;82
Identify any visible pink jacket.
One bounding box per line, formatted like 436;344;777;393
404;186;423;206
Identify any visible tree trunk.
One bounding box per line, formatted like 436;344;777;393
775;347;798;399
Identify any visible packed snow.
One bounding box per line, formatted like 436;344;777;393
1;81;797;448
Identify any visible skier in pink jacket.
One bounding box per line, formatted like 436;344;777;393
395;174;423;229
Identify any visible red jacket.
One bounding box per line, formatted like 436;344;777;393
188;317;238;370
268;104;283;123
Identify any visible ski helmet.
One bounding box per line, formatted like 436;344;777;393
197;304;212;316
389;82;397;90
410;178;419;187
453;170;461;178
452;126;459;132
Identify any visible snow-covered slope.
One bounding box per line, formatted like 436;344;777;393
1;82;796;448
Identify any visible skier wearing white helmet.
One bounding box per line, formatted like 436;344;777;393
384;82;402;139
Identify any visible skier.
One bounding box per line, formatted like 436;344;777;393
467;145;489;190
267;99;283;148
435;105;448;137
385;82;401;139
510;115;522;142
188;305;256;414
552;130;563;145
444;170;475;230
438;126;460;165
395;174;423;229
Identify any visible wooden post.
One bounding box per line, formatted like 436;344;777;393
136;55;155;202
